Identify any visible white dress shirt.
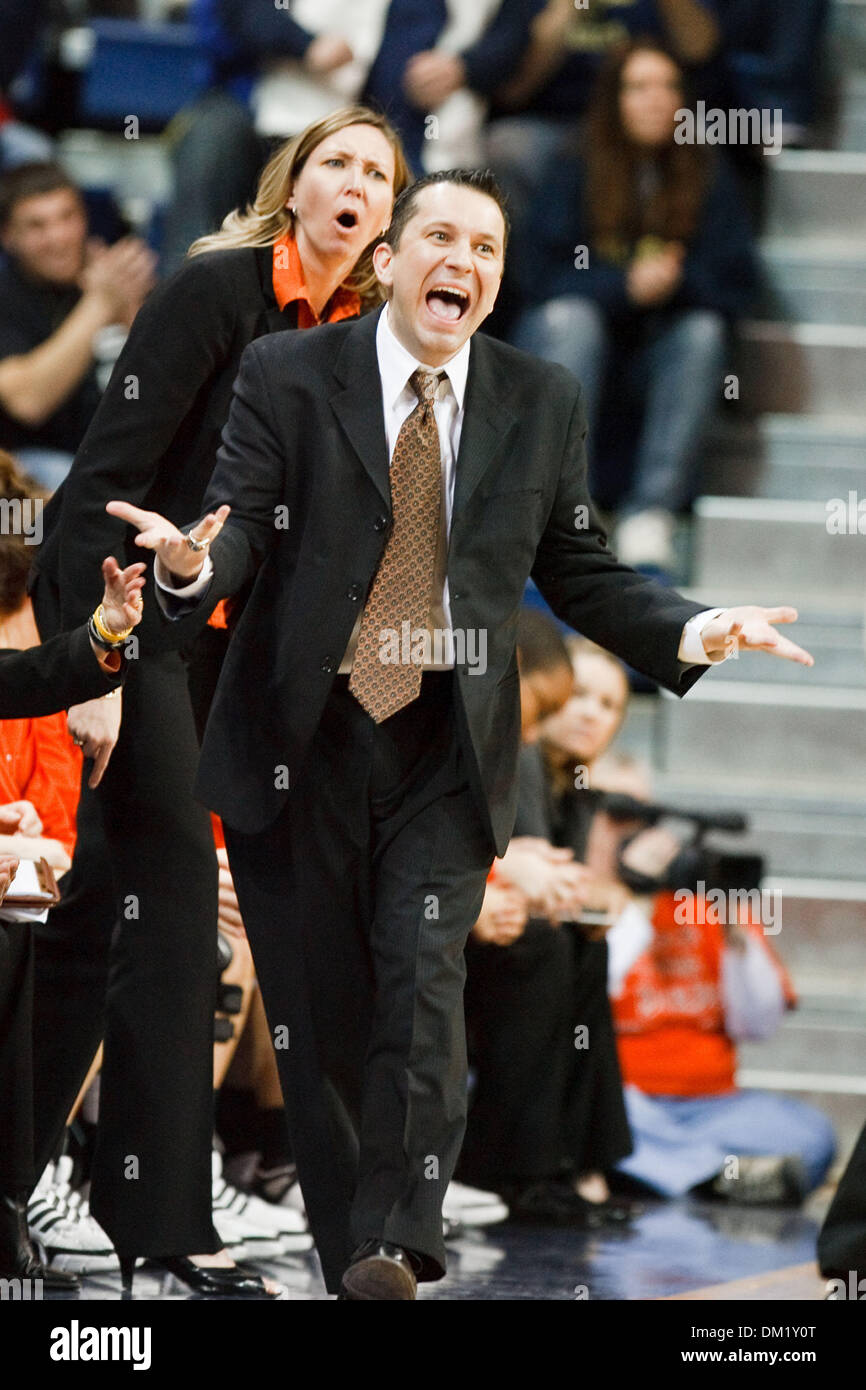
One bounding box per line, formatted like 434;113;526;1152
156;305;728;669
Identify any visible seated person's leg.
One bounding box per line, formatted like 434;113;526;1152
626;307;727;515
161;92;265;276
615;1086;727;1197
678;1088;836;1194
510;296;609;443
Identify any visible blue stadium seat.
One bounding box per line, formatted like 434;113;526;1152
79;20;209;128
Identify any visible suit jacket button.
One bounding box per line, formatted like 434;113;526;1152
321;656;336;674
347;583;362;601
373;515;388;531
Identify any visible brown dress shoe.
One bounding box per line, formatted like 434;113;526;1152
338;1240;419;1300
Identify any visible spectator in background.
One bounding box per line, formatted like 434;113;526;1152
362;0;530;174
484;0;720;327
0;0;53;172
712;0;832;150
162;0;531;273
540;636;836;1206
461;612;636;1225
0;455;81;874
0;544;143;1295
508;41;758;572
0;163;155;490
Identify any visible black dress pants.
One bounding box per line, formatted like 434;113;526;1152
223;672;494;1293
0;923;35;1195
30;651;220;1256
461;924;632;1188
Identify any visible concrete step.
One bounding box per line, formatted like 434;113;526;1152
614;704;866;879
690;497;865;609
656;681;866;788
708;618;865;686
739;1012;866;1079
758;237;866;324
752;880;866;975
834;74;866;150
702;414;866;501
765;152;866;238
829;0;866;71
737;321;866;415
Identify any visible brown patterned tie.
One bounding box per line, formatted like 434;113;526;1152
349;368;443;722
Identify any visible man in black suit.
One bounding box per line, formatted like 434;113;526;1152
110;169;812;1300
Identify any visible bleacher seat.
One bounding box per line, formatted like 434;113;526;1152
79;20;209;129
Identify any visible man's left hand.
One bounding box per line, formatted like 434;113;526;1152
700;606;814;666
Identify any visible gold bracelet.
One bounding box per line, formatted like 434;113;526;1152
92;604;134;644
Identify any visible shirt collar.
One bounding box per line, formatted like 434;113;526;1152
271;233;360;325
377;302;470;413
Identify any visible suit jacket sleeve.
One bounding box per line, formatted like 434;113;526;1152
54;253;238;633
0;626;123;719
530;385;709;696
156;340;287;624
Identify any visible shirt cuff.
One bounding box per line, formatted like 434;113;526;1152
154;553;213;597
677;608;729;666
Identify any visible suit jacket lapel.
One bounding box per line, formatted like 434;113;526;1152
330;309;391;510
453;334;518;517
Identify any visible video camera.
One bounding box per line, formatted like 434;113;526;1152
598;793;764;899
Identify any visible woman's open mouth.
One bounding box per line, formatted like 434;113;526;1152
335;210;360;231
425;286;471;323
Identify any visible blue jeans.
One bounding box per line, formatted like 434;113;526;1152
617;1084;836;1197
511;296;727;514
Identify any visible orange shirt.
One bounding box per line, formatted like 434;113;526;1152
0;713;82;856
209;234;361;631
270;231;361;326
613;891;796;1098
0;601;82;855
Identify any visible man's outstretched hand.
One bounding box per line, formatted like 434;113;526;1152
105;501;231;582
700;606;814;666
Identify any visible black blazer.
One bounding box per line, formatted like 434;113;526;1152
163;308;709;854
29;246;300;652
0;626;123;719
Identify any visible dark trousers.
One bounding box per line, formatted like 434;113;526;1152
461;924;632;1188
0;923;34;1195
29;651;219;1257
223;672;493;1293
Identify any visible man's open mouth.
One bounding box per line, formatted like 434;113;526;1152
425;286;470;323
335;210;359;229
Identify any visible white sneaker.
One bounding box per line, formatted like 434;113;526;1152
28;1163;115;1263
212;1151;312;1255
442;1181;509;1227
614;509;675;569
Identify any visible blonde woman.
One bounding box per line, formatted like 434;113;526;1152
27;106;409;1297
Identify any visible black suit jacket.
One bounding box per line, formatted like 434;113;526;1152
29;246;299;653
165;308;709;854
0;626;123;719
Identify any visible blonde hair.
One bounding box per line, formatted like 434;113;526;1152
188;106;412;309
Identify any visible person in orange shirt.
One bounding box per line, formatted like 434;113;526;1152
541;636;836;1205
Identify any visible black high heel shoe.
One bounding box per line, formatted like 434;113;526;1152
119;1254;281;1298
